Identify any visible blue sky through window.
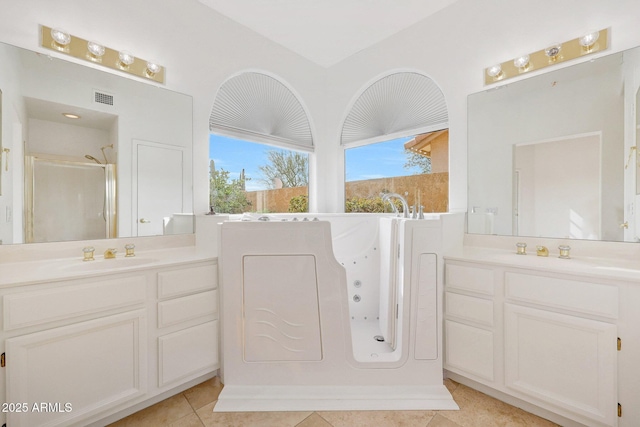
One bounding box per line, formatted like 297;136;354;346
209;133;419;191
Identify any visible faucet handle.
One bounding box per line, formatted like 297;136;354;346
124;244;136;257
83;246;95;262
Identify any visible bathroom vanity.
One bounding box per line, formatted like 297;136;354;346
0;243;219;427
444;241;640;427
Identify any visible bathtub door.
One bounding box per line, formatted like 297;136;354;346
379;218;399;350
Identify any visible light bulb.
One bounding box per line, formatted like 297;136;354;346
118;51;135;66
486;64;503;78
87;41;105;57
50;28;71;46
544;43;562;60
579;30;600;48
513;54;530;70
146;61;162;76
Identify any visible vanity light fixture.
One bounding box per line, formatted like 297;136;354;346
486;64;503;79
145;61;162;77
544;43;562;61
579;30;600;51
50;28;71;50
40;25;165;84
118;50;135;69
513;54;530;71
484;28;608;85
86;41;105;61
62;113;80;119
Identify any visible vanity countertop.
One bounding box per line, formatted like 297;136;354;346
0;246;215;288
445;246;640;283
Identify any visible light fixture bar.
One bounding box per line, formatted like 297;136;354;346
484;28;608;85
40;25;165;84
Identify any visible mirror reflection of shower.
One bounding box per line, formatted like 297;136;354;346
85;144;114;165
22;98;119;243
25;156;117;243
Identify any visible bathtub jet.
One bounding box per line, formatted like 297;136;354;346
216;213;463;412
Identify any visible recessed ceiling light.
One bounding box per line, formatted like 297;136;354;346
62;113;80;119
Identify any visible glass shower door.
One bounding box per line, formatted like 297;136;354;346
26;157;116;243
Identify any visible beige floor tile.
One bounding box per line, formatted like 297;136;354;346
438;385;559;427
170;412;205;427
296;412;334;427
197;402;313;427
427;413;463;427
107;394;194;427
444;378;459;394
184;376;225;410
317;410;435;427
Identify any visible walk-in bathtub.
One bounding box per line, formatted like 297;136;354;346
215;213;463;411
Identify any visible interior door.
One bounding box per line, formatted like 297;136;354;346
135;142;184;236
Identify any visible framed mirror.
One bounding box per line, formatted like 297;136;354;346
0;41;193;244
468;46;640;242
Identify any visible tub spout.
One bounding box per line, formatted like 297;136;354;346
381;193;409;218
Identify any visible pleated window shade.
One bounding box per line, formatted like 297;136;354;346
210;72;313;149
341;72;448;145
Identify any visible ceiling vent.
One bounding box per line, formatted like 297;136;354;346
93;90;114;106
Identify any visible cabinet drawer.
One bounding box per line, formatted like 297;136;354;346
3;276;146;330
446;292;493;326
446;263;494;295
505;272;618;319
445;320;494;381
158;264;217;299
158;320;218;387
158;290;218;328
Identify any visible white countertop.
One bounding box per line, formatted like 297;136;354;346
0;246;215;288
445;246;640;283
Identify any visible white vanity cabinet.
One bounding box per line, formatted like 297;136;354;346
156;264;219;388
444;259;620;427
0;259;219;427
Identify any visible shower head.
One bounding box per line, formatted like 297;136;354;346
100;144;113;164
85;154;102;164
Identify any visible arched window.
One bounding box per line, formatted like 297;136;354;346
342;72;449;214
209;72;312;214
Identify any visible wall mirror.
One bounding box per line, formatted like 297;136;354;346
468;45;640;242
0;41;193;245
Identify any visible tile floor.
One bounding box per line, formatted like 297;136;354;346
108;377;559;427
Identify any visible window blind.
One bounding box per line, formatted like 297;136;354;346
210;72;313;149
341;72;448;145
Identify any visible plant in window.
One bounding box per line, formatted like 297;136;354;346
210;168;252;214
259;150;308;188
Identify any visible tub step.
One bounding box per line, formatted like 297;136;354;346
214;385;458;412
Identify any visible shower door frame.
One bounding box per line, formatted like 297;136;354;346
24;156;117;243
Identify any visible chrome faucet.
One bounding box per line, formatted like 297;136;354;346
381;193;399;215
380;193;409;218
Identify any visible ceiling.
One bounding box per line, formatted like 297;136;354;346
198;0;459;68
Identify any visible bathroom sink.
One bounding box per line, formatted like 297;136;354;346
62;257;158;271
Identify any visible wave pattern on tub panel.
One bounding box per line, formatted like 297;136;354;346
242;255;323;362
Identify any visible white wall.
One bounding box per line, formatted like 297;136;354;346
0;0;640;225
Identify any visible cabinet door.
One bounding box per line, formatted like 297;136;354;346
6;310;147;427
505;304;617;426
